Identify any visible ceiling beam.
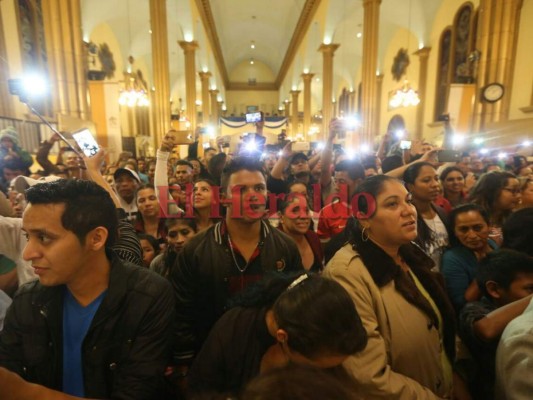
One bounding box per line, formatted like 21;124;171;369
194;0;230;88
196;0;321;91
275;0;322;88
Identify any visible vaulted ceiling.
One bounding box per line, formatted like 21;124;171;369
81;0;444;100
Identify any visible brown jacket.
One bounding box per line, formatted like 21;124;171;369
324;240;455;399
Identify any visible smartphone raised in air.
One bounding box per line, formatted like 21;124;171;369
437;150;461;163
245;112;262;123
72;129;100;157
400;140;412;150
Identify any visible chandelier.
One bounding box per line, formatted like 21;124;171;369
389;80;420;108
118;56;150;107
388;0;420;109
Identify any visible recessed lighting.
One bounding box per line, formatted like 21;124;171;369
251;41;255;49
356;32;362;38
250;58;254;65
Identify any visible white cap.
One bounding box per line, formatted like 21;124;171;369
10;175;63;193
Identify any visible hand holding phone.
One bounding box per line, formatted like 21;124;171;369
245;112;262;123
72;129;100;157
400;140;412;150
437;150;461;163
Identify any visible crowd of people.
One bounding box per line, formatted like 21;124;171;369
0;120;532;399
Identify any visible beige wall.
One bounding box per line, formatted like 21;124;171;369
225;90;280;117
509;0;533;121
378;28;420;139
229;59;276;82
1;0;29;118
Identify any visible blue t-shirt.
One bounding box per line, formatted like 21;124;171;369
62;288;106;397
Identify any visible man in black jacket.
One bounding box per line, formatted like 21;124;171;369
171;157;303;373
0;179;174;399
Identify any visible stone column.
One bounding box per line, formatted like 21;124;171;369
198;71;211;125
361;0;381;142
374;73;384;138
318;43;340;140
178;40;199;130
290;90;301;137
473;0;524;131
150;0;171;145
209;89;219;126
0;12;13;117
301;73;314;138
414;47;431;140
42;0;88;119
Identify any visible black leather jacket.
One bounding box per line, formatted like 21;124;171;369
0;252;175;399
171;220;303;365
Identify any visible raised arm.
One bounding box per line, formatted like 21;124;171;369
319;119;341;188
83;150;142;266
270;141;292;181
155;133;182;216
386;149;439;179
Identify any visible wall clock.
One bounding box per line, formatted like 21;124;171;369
481;83;504;103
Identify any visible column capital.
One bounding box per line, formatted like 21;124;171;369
209;89;219;95
301;72;315;81
318;43;340;54
376;73;384;83
362;0;382;8
290;90;301;96
198;71;212;80
414;46;432;59
178;40;199;52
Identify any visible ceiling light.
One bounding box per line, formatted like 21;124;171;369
250;58;254;65
389;81;420;108
356;32;362;38
251;41;255;49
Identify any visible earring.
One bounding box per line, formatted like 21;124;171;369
361;226;369;242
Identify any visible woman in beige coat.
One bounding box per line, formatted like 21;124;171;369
324;175;457;399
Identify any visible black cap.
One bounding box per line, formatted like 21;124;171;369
113;167;141;183
289;152;309;164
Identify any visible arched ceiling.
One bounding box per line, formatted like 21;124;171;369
81;0;445;98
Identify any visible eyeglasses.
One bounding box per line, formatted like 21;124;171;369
502;187;521;195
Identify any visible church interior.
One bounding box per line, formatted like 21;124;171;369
0;0;531;162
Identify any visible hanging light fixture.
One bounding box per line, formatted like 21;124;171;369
389;80;420;108
118;0;150;107
389;0;420;109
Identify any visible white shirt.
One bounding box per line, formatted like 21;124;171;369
422;214;449;271
0;216;37;285
495;297;533;400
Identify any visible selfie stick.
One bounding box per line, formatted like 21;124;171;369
23;102;84;158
